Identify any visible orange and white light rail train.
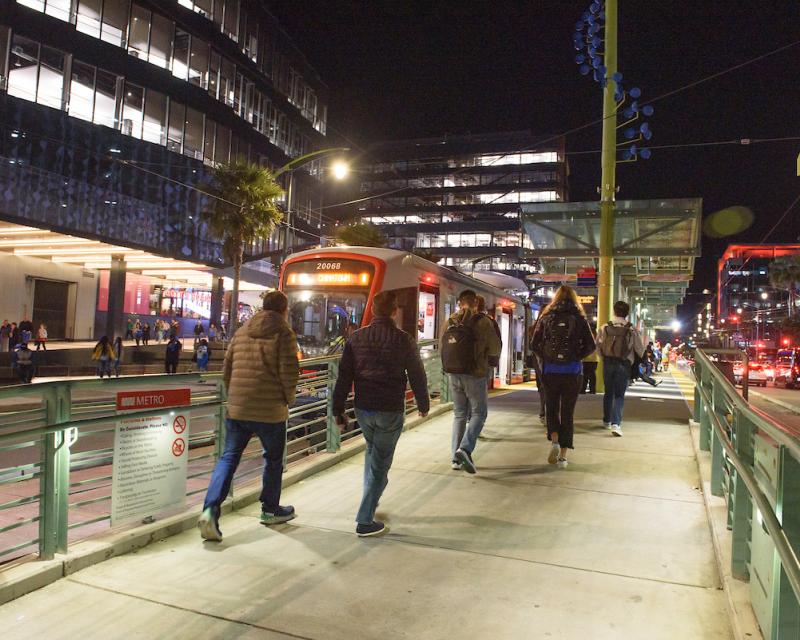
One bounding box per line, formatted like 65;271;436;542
279;247;531;385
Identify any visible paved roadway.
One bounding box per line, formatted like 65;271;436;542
0;375;732;640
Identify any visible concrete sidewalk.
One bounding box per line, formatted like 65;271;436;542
0;387;732;639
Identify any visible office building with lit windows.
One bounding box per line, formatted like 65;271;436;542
0;0;329;338
356;131;568;279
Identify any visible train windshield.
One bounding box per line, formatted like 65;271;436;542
286;291;366;357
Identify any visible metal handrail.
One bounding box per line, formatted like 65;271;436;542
695;347;800;626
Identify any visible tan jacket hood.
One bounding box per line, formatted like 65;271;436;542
245;310;289;340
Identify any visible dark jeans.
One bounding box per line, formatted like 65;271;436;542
16;365;33;383
355;409;404;524
203;419;286;512
165;360;178;374
582;362;597;393
542;373;582;449
602;359;630;425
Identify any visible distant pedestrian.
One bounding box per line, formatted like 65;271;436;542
113;336;123;377
662;342;672;371
441;289;501;474
596;300;646;437
193;320;204;348
125;318;134;340
476;295;502;380
169;320;179;339
19;318;33;344
527;320;547;423
198;291;300;542
142;322;151;346
12;341;35;383
0;320;10;353
530;285;595;469
208;322;218;342
195;338;210;372
332;290;429;537
165;336;182;374
35;323;48;351
9;323;19;351
92;336;115;378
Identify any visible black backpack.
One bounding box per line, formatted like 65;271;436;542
441;314;479;374
542;312;579;364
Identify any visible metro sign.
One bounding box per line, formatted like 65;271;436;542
116;389;191;412
576;267;597;287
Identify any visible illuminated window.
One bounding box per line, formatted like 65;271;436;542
76;0;102;38
148;13;173;68
69;60;95;121
122;81;144;138
128;5;151;60
142;89;167;145
8;36;40;103
101;0;129;48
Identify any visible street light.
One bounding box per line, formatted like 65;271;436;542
761;291;769;300
331;160;349;181
671;319;681;332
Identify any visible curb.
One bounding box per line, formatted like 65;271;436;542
749;390;800;416
688;419;762;640
0;402;452;605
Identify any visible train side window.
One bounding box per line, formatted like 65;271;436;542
387;287;418;337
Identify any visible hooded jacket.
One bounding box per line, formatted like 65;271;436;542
223;310;300;423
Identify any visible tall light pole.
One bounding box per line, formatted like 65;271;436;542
597;0;618;329
274;147;350;262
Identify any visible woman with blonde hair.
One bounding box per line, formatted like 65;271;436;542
529;285;595;468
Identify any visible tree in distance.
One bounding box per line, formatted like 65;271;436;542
335;222;387;247
769;255;800;318
203;160;284;335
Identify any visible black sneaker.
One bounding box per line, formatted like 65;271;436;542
260;505;296;525
356;521;388;537
455;448;476;474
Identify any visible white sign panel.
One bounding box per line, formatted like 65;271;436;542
111;411;190;525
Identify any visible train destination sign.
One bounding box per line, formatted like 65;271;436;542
284;258;375;288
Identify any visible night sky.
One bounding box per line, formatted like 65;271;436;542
269;1;800;319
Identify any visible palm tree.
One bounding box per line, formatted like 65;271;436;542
335;222;387;247
203;161;283;335
769;255;800;317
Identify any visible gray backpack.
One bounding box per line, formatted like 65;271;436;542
600;322;633;360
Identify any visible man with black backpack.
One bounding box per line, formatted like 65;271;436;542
596;300;645;437
441;289;501;474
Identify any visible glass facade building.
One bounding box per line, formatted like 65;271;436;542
0;1;330;338
356;132;567;277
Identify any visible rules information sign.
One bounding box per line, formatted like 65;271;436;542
111;411;190;525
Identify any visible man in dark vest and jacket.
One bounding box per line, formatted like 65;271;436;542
333;290;429;537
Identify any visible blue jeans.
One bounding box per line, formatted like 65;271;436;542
355;409;404;525
203;419;286;513
450;373;489;458
603;359;630;426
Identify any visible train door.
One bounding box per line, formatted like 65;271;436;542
498;310;511;384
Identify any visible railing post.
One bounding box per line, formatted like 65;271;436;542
731;410;754;580
326;360;341;453
710;377;726;497
39;383;72;559
772;446;800;637
698;363;712;452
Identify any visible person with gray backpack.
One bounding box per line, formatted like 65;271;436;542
596;300;645;437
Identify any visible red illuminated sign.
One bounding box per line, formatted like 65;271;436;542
116;389;191;412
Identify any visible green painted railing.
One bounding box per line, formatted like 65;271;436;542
694;348;800;640
0;340;444;564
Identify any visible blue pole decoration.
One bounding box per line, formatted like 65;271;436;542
572;1;655;163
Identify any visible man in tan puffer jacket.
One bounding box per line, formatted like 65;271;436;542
198;291;300;542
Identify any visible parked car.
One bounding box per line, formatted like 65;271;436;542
734;363;767;387
774;349;800;389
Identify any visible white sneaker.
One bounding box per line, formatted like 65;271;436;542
610;424;623;437
603;422;611;429
557;457;568;469
451;460;462;470
198;507;222;542
547;441;560;465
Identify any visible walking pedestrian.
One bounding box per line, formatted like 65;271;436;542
193;320;204;348
476;295;502;382
12;341;35;383
662;342;672;371
332;290;429;537
113;336;123;377
165;336;182;374
529;285;595;469
19;318;33;344
208;322;217;342
125;318;134;340
35;323;48;351
441;289;501;474
596;300;646;437
143;322;151;346
0;320;10;353
581;326;598;394
195;338;210;372
92;336;115;378
9;323;19;352
198;291;300;542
